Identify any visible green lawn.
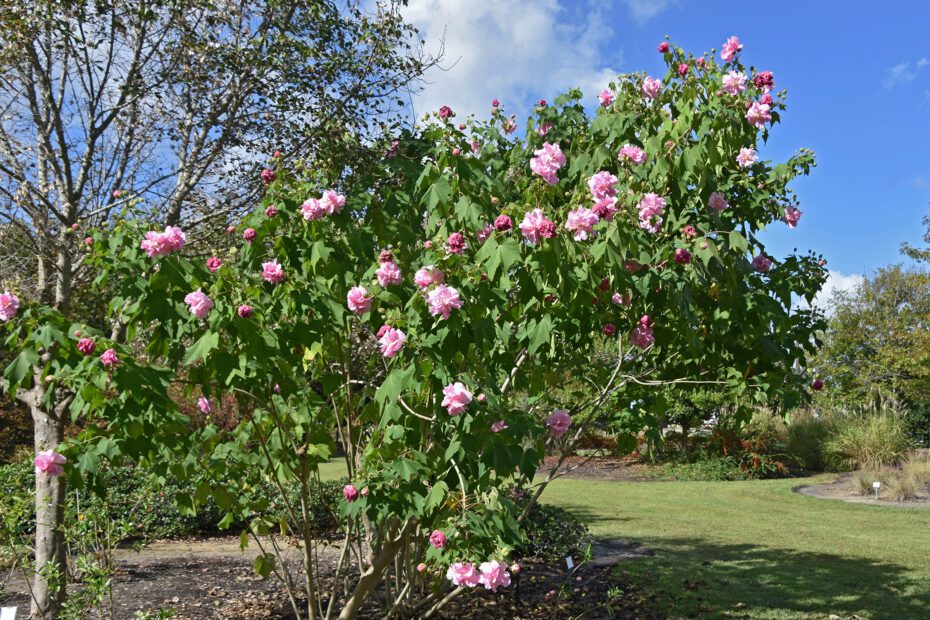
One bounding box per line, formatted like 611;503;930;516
319;460;930;618
545;475;930;619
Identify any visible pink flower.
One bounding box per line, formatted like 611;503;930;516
618;144;647;164
379;250;393;263
0;291;20;321
682;225;697;238
598;89;615;107
603;323;616;336
630;315;654;350
587;171;619;201
503;119;517;134
494;214;513;231
722;71;747;95
206;256;222;272
77;337;95;355
429;530;447;549
612;291;632;306
745;102;772;128
264;205;278;218
446;563;480;588
736;147;758;168
476;224;493;244
446;232;467;255
378;326;406;358
492;98;499;108
529;142;566;186
519;209;557;245
753;71;774;93
721;36;742;63
237;305;253;319
198;396;212;414
184;289;214;320
708;192;729;212
262;260;285;284
538;122;552;137
565;207;599;241
678;63;690;76
760;93;774;106
476;393;486;402
782;206;803;228
226;225;235;234
441;382;473;416
637;193;666;233
752;254;773;272
84;236;93;245
478;561;512;592
471;139;482;153
260;168;276;184
343;484;359;502
438;105;454;120
696;56;706;68
641;76;662;99
376;261;403;287
538;99;547;107
320;190;346;215
99;349;119;367
347;286;373;315
452;148;461;156
243;228;257;242
511;563;521;574
140;226;186;258
112;189;121;198
592;197;619;221
385;140;400;158
34;450;66;476
812;378;824;391
414;266;444;289
427;284;463;320
273;150;282;159
301;198;325;221
658;41;670;53
674;248;692;264
491;420;508;432
546;409;571;438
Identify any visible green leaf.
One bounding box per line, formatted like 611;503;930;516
184;330;219;364
253;553;276;579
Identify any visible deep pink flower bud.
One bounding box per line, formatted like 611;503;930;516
492;99;499;107
682;225;697;238
77;338;95;355
538;99;547;107
678;63;689;76
206;256;222;272
760;93;774;106
237;305;253;319
84;237;93;245
458;123;466;130
696;57;706;68
424;240;432;249
812;379;824;391
674;248;692;264
446;232;467;254
429;530;447;549
260;168;276;184
112;189;122;198
658;41;670;53
599;278;610;291
452;148;461;156
264;205;278;217
274;383;281;394
379;250;393;263
343;484;359;502
438;105;454;120
273;150;282;159
70;223;79;231
602;323;617;336
494;214;512;231
545;294;557;303
243;228;257;242
476;393;486;402
226;225;235;234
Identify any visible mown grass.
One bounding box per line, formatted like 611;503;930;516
319;460;930;618
545;475;930;619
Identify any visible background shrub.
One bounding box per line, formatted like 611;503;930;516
824;411;913;471
515;501;592;561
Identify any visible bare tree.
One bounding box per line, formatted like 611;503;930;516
0;1;436;616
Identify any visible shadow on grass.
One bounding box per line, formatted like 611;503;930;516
601;535;930;619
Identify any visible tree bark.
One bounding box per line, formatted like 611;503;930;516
29;386;67;620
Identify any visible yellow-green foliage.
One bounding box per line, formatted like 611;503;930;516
824;411;912;471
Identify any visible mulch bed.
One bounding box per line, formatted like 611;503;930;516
1;538;659;619
538;455;657;482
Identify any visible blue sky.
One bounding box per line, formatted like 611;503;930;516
405;0;930;300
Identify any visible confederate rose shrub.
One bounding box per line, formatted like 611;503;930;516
2;36;824;619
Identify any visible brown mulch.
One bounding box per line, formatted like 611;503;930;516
537;455;657;481
0;537;657;619
794;473;930;509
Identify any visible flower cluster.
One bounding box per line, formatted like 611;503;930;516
529;142;566;185
184;289;214;320
140;226;185;258
519;209;556;244
302;190;346;221
446;561;512;592
0;291;19;321
441;382;472;416
34;450;66;476
637;193;666;233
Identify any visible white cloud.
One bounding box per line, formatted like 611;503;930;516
404;0;620;123
884;58;928;88
811;270;864;313
622;0;672;24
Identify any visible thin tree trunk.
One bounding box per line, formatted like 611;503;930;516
30;388;67;620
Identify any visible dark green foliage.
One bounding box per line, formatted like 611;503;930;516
515;501;592;560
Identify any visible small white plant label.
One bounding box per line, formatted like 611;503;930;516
565;556;574;570
873;481;881;489
1;607;18;620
